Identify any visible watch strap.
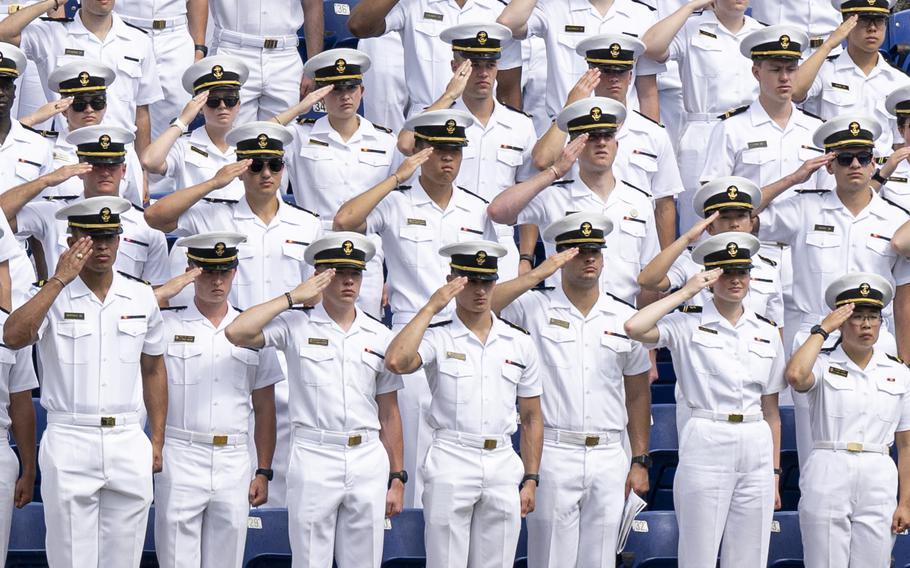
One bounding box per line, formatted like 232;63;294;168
872;168;887;184
194;44;209;56
520;473;540;488
255;468;274;481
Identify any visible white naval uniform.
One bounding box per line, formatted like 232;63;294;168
209;0;304;122
0;311;38;564
359;34;408;133
156;303;283;568
173;194;322;508
652;299;786;567
19;11;164;136
262;304;403;568
45;136;144;206
383;0;522;114
803;52;910;157
416;315;541;568
0;1;48;123
31;272;164;567
366;180;496;507
453;98;537;281
114;0;195;139
522;0;664;120
880;160;910;215
16;199;170;285
164;128;243;200
668;12;763;233
799;347;910;568
0;213;32;308
516;177;660;304
501;288;650;568
749;0;839;43
653;0;687;147
285;115;397;319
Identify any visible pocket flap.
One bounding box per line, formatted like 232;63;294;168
805;232;840;248
741;149;773;166
748;341;775;358
501;363;521;384
877;375;908;395
540;324;573;343
629;151;658;172
399;225;433;242
299;146;333;161
359;150;391;167
118;319;148;337
56;321;92;339
361;348;384;371
496;148;523;167
601;333;632;352
439;360;471;378
619;218;646;237
282;242;306;260
118;58;142;78
167;342;203;359
692;329;723;349
231;347;260;365
299;346;333;361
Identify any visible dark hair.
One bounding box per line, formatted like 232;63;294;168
899;116;909;130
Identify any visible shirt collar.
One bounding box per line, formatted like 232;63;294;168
68;272;134;301
749;103;774;128
699;298;757;329
824;188;889;218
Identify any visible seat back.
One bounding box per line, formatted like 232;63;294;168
768;511;804;567
6;502;47;567
621;511;679;568
382;509;426;567
244;509;292;566
647;404;679;510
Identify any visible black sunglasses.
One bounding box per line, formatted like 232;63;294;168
71;96;106;112
206;95;240;109
835;151;873;167
249;158;284;173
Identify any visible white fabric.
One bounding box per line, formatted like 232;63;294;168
140;25;194;140
0;442;18;563
750;0;839;38
359;34;408;133
879;160;910;214
392;321;432;509
0;313;39;430
0;120;53;193
209;0;304;37
114;0;188;19
164;127;243;199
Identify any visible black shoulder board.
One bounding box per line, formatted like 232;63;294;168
43;195;77;201
621;180;652;198
373;123;393;134
756;254;777;267
122;21;149;34
798;107;823;121
161;305;187;311
32;280;46;288
677;304;703;313
118;271;151;285
283;201;320;217
825;53;840;62
428;320;452;328
202;197;239;204
496;0;507;5
457;186;490;204
630;0;656;10
361;310;390;327
39;16;73;22
532;286;556;292
605;292;636;309
793;189;830;195
718;105;749;120
633;110;664;128
888;353;905;364
882;196;910;216
499;102;532;118
552;179;574;186
132;203;144;212
755;313;776;327
500;317;530;335
296;116;317;125
21;124;58;138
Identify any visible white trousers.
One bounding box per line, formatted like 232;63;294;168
212;35;303;123
0;441;18;563
673;417;775;568
526;439;627;568
40;423;153;568
799;450;896;568
359;35;408;133
422;439;524;568
145;26;195;140
287;435;390;568
154;437;252;568
675;120;718;234
393;320;433;509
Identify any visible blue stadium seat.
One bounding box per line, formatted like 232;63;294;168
768;511;804;568
647;404;678;511
887;10;910;71
655;361;676;384
6;502;46;566
779;406;800;511
514;519;528;567
244;509;292;567
382;509;426;567
895;530;910;568
650;384;676;405
323;0;360;50
620;511;679;567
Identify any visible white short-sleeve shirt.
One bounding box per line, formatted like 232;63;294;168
209;0;304;37
164;128;242;200
0;121;54;193
0;312;39;430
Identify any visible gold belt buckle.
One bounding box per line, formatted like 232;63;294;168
584;436;600;447
152;19;166;30
347;434;362;447
100;416;115;427
8;4;20;14
212;435;228;446
263;39;279;49
727;414;744;423
847;442;864;452
483;439;498;450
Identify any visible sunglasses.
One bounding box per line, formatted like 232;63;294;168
71;97;106;112
249;158;284;173
205;96;240;109
835;151;873;167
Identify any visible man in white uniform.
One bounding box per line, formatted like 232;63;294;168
385;240;543;568
4;195;168;568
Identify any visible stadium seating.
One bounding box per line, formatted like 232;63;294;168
647;404;679;511
779;406;800;512
620;510;679;567
244;509;292;567
768;512;804;568
382;509;426;567
895;529;910;568
6;502;46;567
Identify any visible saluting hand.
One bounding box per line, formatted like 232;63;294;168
211;160;252;189
682;211;719;243
443;59;473;102
300;85;334;111
179;90;209;124
552;134;588;178
426;276;467;314
289;269;336;305
53;237;93;285
820;303;854;334
682;268;722;297
789;153;835;185
22;97;73;126
564;68;600;108
394;147;434;183
882;147;910;178
829;15;858;46
689;0;715;12
154;267;203;305
535;247;580;279
42;163;93;188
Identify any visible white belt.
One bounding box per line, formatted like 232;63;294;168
294;427;378;447
215;28;299;49
118;14;187;30
690;409;763;423
814;441;889;454
685;112;719;122
434;429;512;450
543;427;621;447
47;411;140;428
166;426;247;446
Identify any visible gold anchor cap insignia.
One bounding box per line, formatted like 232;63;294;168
335;58;346;73
727;185;738;199
214;242;226;256
99;134;111;149
580;221;593;236
212;65;224;79
257;134;269;148
476;250;487;266
590;107;602;121
477;31;488;45
342;240;354;255
609;43;621;58
100;207;111;223
860;282;871;296
445;119;457;134
78;71;90;86
849;121;861;136
779;35;790;49
726;242;738;257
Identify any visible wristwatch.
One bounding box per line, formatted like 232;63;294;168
194;44;209;56
255;468;274;481
631;454;652;468
872;168;887;185
810;324;829;341
388;470;408;488
520;473;540;489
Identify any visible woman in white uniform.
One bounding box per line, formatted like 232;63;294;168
785;272;910;568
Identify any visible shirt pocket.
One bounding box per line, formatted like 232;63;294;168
747;341;776;385
690;330;724;375
166;342;203;384
437;359;473;404
398;225;435;268
865;235;893;258
359;150;391;168
821;85;856;108
298;346;334;386
359;348;384;392
618;217;647;262
118;318;148;362
875;375;908;423
820;371;854;418
629;151;659;175
117;58;142;98
689;33;723;78
539;325;574;369
55;321;92;365
749;276;776;296
230;347;259;391
741;148;775;167
235;248;257;286
414;20;443;61
496;147;523;168
118;240;149;275
15;160;40;183
804;231;840;274
281;242;307;287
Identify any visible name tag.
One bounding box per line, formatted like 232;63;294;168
64;48;84;56
446;351;466;361
308;338;329;346
422;11;443;20
407;218;427;226
697;326;717;335
308;138;329;147
548;318;570;329
831;82;850;91
890;177;909;183
189;145;208;158
813;224;834;232
174;335;195;343
747;141;768;149
564;25;585;33
828;366;848;377
698;29;717;38
64;312;84;320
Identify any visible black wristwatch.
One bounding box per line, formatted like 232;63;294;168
255;468;274;481
872;168;887;185
194;44;209;56
520;473;540;489
388;470;408;488
773;468;783;476
631;454;652;469
810;324;829;341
